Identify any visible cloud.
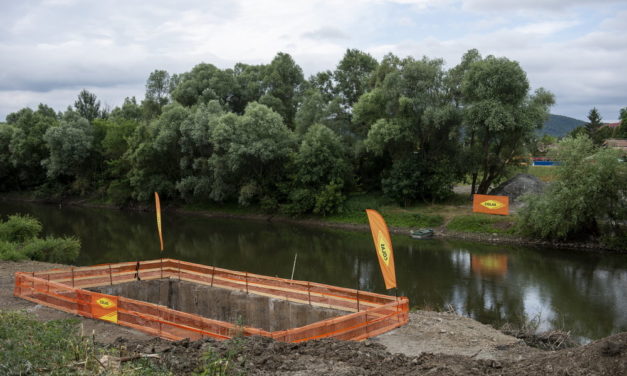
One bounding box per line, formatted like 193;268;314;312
302;27;351;41
461;0;625;12
0;0;626;121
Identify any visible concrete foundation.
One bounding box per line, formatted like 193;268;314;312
90;279;346;331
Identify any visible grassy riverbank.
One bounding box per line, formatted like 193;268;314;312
1;190;625;252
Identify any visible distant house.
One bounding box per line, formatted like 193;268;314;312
603;138;627;156
605;122;621;129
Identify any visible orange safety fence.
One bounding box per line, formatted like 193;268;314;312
14;258;409;342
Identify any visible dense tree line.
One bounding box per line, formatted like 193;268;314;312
0;49;555;214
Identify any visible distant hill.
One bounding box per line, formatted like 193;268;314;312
540;114;586;137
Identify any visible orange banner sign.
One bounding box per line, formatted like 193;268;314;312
91;293;118;323
365;209;397;290
472;194;509;216
155;192;164;251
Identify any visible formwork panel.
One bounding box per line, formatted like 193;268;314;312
14;258;409;342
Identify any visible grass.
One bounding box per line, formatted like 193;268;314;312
528;166;558;182
324;193;473;228
446;214;515;234
0;310;172;375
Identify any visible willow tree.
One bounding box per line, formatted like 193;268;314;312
461;54;554;194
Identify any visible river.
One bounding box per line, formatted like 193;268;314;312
1;200;626;343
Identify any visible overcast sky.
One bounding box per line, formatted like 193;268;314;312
1;0;626;121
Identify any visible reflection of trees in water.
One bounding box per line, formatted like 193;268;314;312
451;242;627;340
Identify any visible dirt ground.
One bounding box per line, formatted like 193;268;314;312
2;260;626;375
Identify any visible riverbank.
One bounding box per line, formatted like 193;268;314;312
2;260;625;375
2;192;624;253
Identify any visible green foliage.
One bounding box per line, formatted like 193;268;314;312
334;48;378;107
517;135;627;240
0;215;80;263
356;55;464;204
0;311;85;375
461;53;554;194
262;52;304;128
210;102;296;205
0;241;26;261
617;107;627;138
447;214;511;233
6;105;57;188
0;311;172;376
286;124;350;215
22;236;81;264
43;111;95;182
0;214;42;242
144;69;171;119
74;89;103;122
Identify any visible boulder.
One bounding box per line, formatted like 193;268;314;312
490;173;546;202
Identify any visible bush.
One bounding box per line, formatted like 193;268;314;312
313;181;345;216
517;136;627;240
0;214;42;243
22;237;81;264
0;241;26;261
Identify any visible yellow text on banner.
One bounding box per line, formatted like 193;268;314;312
365;209;397;290
155;192;164;251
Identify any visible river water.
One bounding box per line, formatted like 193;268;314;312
2;201;626;343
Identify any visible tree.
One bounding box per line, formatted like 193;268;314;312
333;49;378;108
42;111;95;192
518;135;626;240
74;89;102;122
355;56;463;204
261;52;304;129
287;124;350;215
0;123;17;190
171;63;235;108
617;107;627;138
6;105;57;188
126;104;191;200
144;70;171;119
109;97;143;123
584;107;605;145
585;107;603;135
461;55;554;194
176;101;223;201
210;102;296;206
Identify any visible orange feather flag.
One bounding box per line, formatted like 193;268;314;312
154;192;164;251
365;209;397;290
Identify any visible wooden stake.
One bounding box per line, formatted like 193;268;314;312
290;253;298;280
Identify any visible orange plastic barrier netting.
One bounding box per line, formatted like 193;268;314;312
14;258;409;342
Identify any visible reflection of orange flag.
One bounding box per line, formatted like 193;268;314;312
155;192;164;251
365;209;397;290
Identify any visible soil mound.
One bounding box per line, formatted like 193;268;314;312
112;331;627;376
490;173;545;203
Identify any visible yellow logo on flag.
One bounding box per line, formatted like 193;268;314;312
377;231;391;266
480;200;505;210
96;297;115;309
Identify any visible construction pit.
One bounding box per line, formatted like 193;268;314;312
14;259;409;342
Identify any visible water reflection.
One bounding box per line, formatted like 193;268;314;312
471;254;508;278
1;200;626;343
